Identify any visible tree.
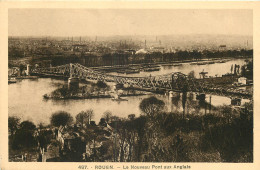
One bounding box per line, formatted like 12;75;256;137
38;122;45;130
86;109;94;122
20;120;36;131
37;130;53;150
139;96;165;118
103;111;112;123
128;114;136;121
219;105;233;124
110;115;120;122
203;103;253;162
8;116;20;136
188;71;195;79
12;120;37;149
50;111;73;127
18;64;26;76
241;65;246;77
241;61;253;79
76;111;89;126
182;84;188;118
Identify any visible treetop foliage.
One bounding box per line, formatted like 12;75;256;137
139;96;165;118
50;111;73;127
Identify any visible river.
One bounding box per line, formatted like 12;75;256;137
110;58;247;78
8;58;250;125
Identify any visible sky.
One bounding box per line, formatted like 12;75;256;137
8;9;253;37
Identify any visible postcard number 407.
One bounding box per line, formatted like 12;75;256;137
78;165;88;169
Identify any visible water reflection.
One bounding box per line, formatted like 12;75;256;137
164;92;215;115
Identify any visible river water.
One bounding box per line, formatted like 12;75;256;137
111;58;247;78
8;58;250;125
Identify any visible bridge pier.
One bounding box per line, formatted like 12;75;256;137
168;91;180;98
68;77;79;90
196;93;206;101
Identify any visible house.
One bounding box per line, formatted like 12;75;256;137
238;77;247;85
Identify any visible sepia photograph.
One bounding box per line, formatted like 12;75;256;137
7;8;253;163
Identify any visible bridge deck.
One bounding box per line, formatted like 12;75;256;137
32;63;253;99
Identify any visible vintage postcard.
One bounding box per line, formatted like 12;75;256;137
0;1;259;170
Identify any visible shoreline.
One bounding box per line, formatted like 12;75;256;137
43;91;147;100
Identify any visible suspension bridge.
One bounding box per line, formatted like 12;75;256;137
31;63;253;99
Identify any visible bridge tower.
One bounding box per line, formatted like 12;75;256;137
26;64;31;76
68;63;79;90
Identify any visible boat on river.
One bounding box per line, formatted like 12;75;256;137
117;69;140;74
111;94;128;101
189;61;207;65
141;64;160;68
207;61;215;64
16;76;38;79
111;98;128;101
124;69;140;74
197;62;207;65
161;63;173;66
8;77;17;84
116;70;125;74
143;68;161;72
217;60;226;63
126;71;140;74
172;63;182;66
